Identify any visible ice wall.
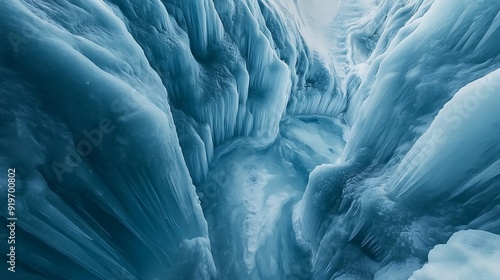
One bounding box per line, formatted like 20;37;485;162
389;69;500;204
101;0;344;183
0;0;499;279
297;0;500;279
0;0;343;278
342;0;500;164
0;1;214;278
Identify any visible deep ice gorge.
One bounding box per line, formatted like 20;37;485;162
0;0;499;279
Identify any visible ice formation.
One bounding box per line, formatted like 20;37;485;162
0;0;499;279
409;230;500;280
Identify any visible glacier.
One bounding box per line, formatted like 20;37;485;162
0;0;499;279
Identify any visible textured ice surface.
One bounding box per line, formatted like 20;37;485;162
0;0;499;279
410;230;500;280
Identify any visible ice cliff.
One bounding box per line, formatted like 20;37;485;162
0;0;499;279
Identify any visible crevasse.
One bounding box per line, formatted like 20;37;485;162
0;0;499;279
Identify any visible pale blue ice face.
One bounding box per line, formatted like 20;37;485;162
0;0;499;279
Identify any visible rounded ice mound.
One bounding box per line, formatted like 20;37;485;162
410;230;500;280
